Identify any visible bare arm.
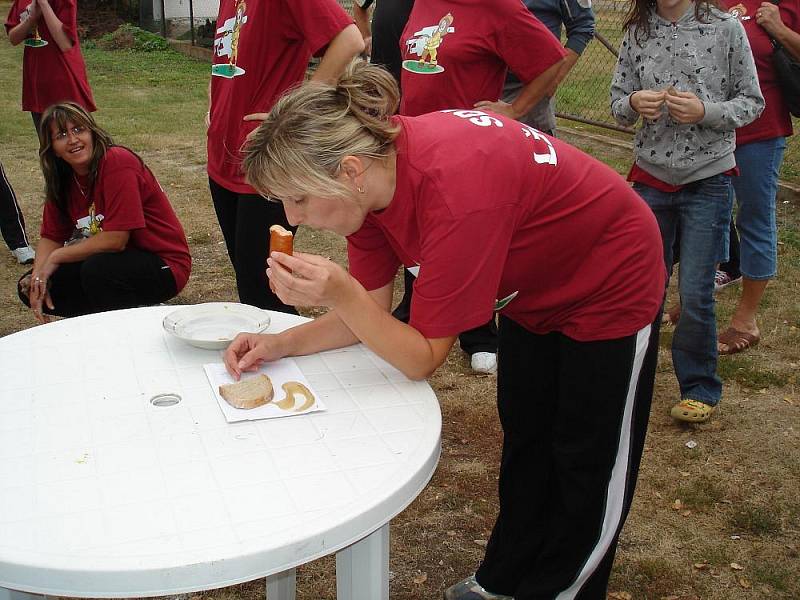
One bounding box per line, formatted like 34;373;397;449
546;48;579;96
353;3;372;57
47;230;130;264
37;0;72;52
310;23;365;84
758;1;800;61
474;59;564;119
7;0;40;46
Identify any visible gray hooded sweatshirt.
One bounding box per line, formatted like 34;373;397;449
610;4;764;185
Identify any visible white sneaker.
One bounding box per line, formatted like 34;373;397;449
12;246;35;265
470;352;497;374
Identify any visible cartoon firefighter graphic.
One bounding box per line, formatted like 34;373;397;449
419;12;453;67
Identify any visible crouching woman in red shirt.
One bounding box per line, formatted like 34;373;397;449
225;62;665;599
18;102;191;323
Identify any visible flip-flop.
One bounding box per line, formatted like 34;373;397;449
718;327;760;355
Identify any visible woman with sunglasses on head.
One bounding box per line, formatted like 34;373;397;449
224;61;666;600
18;102;191;323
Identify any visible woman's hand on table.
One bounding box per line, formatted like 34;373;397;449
224;333;286;379
267;251;355;309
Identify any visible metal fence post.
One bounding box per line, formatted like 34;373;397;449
159;0;167;37
189;0;196;46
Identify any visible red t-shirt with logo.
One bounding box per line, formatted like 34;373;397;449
41;147;192;292
207;0;352;193
398;0;565;117
4;0;96;114
722;0;799;145
347;112;665;342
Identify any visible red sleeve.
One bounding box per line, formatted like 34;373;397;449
96;151;147;232
51;0;77;44
493;1;566;84
40;201;73;243
347;217;402;291
5;0;22;33
284;0;352;57
410;204;516;339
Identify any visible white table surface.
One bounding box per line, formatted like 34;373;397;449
0;306;441;597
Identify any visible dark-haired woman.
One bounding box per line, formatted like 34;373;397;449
5;0;95;131
716;0;800;355
611;0;763;422
225;61;665;600
18;102;191;323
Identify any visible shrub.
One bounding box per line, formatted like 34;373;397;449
95;24;170;52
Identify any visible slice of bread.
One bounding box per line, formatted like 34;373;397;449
219;374;274;409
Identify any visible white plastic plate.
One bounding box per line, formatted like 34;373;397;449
162;302;271;350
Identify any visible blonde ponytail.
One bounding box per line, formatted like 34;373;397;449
242;59;400;202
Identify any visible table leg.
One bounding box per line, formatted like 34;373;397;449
265;568;296;600
0;589;44;600
335;523;390;600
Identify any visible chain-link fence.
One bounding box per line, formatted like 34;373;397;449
555;0;630;132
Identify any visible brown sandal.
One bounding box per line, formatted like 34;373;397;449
718;327;760;355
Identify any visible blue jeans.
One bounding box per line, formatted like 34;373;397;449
732;137;787;280
634;174;732;406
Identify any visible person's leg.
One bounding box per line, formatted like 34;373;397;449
0;162;33;258
720;137;786;353
474;319;559;596
209;177;239;267
233;192;298;313
391;268;415;323
476;319;658;599
31;112;42;135
718;218;741;280
79;248;178;312
671;174;731;408
459;319;498;353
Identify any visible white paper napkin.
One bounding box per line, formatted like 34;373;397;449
204;360;325;423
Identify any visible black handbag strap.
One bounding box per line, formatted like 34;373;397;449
768;0;784;50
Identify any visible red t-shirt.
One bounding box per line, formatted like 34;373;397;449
347;112;666;342
722;0;799;145
41;147;192;292
398;0;566;116
207;0;352;193
4;0;96;114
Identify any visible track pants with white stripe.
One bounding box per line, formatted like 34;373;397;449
476;316;660;600
0;161;31;251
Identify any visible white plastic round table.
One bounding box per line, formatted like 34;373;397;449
0;306;441;599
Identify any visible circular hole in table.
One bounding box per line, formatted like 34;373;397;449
150;393;181;407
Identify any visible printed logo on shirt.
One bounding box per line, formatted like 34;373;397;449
73;206;104;240
727;3;750;20
212;0;248;78
402;13;455;75
20;3;48;47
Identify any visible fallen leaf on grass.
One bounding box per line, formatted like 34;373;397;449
446;530;457;536
693;562;709;570
730;562;744;571
608;592;632;599
672;499;683;510
412;572;428;585
681;510;692;516
739;576;751;589
474;539;488;547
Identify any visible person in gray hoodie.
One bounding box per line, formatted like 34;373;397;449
610;0;763;423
